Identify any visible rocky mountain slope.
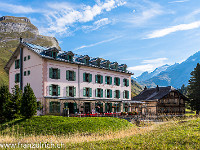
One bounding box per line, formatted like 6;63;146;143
0;16;60;85
138;51;200;88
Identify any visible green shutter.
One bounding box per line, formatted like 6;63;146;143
127;91;129;99
58;69;60;79
118;78;120;86
49;85;52;96
105;89;107;98
119;90;120;99
66;70;69;80
114;77;116;85
64;103;68;109
105;76;107;84
28;55;30;60
105;103;107;112
95;75;97;83
123;103;125;112
58;86;60;96
15;60;17;69
74;103;77;113
83;87;86;96
101;89;103;98
100;103;103;112
66;86;69;97
89;88;92;97
110;77;112;85
89;74;92;82
49;102;53;113
114;90;116;98
73;87;76;97
73;71;76;81
57;102;60;113
127;79;129;86
24;57;26;61
95;89;98;97
83;73;86;82
49;68;53;78
101;75;103;84
123;79;125;86
110;90;112;98
123;91;125;99
15;74;17;82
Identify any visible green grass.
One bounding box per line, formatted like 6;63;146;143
65;118;200;149
0;116;133;136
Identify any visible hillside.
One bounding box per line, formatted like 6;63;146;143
137;51;200;88
0;16;60;85
131;79;143;98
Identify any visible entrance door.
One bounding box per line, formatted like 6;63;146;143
68;103;74;114
85;102;91;113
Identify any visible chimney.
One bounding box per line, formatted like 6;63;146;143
156;85;159;91
144;86;147;90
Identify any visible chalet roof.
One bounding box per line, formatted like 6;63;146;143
4;40;133;75
132;86;188;101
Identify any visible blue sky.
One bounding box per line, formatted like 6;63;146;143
1;0;200;76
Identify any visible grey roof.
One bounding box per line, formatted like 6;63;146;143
132;86;185;101
5;41;133;75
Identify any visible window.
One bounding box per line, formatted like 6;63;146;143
114;77;120;86
15;59;20;69
28;70;30;76
95;75;103;84
15;73;20;83
52;51;57;59
28;55;30;60
49;102;60;113
123;78;129;87
66;86;76;97
49;84;60;96
85;59;89;65
105;89;112;98
83;73;92;82
115;90;120;99
105;76;112;85
95;88;103;97
49;68;60;79
68;55;73;62
66;70;76;81
123;90;129;99
83;87;92;97
24;71;26;76
24;56;26;61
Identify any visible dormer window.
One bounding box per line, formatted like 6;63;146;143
52;51;57;59
85;59;89;65
64;51;74;62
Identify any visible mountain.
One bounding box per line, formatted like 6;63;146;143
131;79;143;98
138;52;200;88
135;64;170;82
0;16;60;85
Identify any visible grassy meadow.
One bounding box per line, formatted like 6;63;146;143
0;116;200;149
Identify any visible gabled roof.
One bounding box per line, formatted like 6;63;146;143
132;86;189;101
4;40;133;75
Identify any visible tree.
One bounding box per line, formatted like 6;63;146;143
11;85;22;118
21;83;37;118
178;84;188;96
0;85;12;122
188;63;200;115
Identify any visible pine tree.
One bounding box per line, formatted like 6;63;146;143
11;85;22;118
188;63;200;115
21;83;37;118
0;85;12;122
178;84;188;96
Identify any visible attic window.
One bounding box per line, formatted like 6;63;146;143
68;55;73;62
52;51;57;59
85;59;89;65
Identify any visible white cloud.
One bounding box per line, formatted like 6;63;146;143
146;21;200;39
142;58;168;64
168;0;189;3
44;0;126;36
73;35;122;51
128;57;168;72
125;1;163;25
0;2;39;13
82;18;111;31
